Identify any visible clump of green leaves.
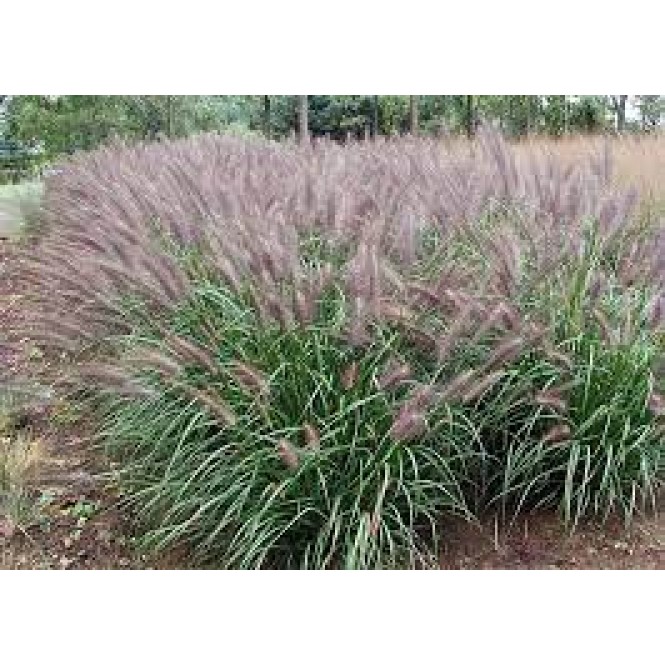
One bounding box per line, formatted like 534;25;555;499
447;220;665;527
97;286;469;569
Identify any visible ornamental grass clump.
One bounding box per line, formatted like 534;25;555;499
440;219;665;526
92;286;471;569
20;128;665;567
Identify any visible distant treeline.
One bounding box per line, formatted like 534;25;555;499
0;95;663;158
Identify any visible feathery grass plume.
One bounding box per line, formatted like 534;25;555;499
592;308;614;344
541;346;574;371
587;273;606;301
126;347;183;379
346;307;371;348
647;391;665;417
378;301;418;324
481;336;526;372
498;301;522;331
161;332;220;374
302;423;321;450
460;370;505;405
396;320;438;353
533;388;568;414
407;282;444;308
29;132;632;338
75;363;156;397
646;294;665;329
403;383;436;412
468;302;512;344
388;410;428;443
264;292;296;330
341;361;359;390
541;424;571;446
293;288;315;325
376;359;412;391
178;384;237;428
379;258;407;295
228;360;269;397
276;439;300;470
27;127;643;353
438;369;478;402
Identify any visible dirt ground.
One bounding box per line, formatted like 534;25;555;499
1;239;663;570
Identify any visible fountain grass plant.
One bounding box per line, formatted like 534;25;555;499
20;128;665;567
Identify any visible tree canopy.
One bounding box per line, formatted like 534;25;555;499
1;95;662;159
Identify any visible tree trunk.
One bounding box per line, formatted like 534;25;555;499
466;95;474;138
508;96;516;136
615;95;627;132
298;95;309;143
371;95;379;138
166;96;174;138
409;95;419;135
499;96;507;132
262;95;271;139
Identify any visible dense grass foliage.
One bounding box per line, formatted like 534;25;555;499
22;129;665;568
93;286;474;568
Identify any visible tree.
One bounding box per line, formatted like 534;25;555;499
609;95;628;132
7;96;129;154
0;96;9;138
262;96;271;139
298;96;309;143
165;96;174;138
635;95;663;131
465;95;474;138
371;95;379;138
569;96;606;133
409;96;419;135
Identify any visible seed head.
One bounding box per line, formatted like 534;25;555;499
276;439;300;470
461;371;504;404
482;336;524;371
341;361;359;390
388;410;428;442
377;360;412;390
648;391;665;417
181;385;237;427
230;360;269;397
534;389;568;413
542;347;573;371
303;423;321;450
439;369;478;402
541;423;571;445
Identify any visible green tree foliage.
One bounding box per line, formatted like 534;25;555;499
7;96;127;154
3;95;662;161
635;95;664;131
6;96;260;157
308;96;373;139
568;96;607;133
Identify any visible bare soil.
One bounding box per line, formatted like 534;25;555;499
1;239;663;570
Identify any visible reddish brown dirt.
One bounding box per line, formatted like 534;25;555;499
440;512;664;569
1;239;664;569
